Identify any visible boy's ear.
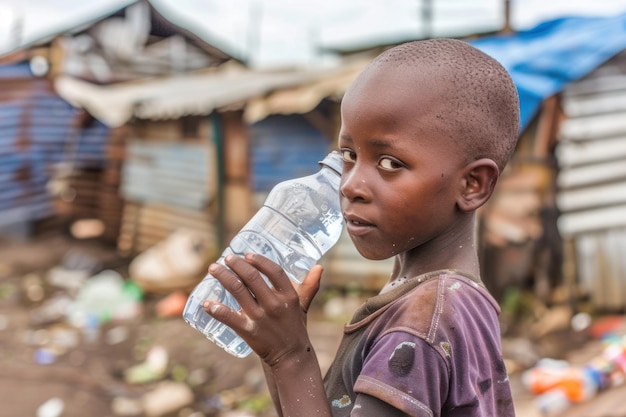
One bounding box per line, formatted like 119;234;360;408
457;158;499;212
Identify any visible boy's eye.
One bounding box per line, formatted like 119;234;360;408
341;149;356;162
379;157;402;170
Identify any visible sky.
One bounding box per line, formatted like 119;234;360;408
132;0;626;66
1;0;626;67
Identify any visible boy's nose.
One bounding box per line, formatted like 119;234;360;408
340;167;370;202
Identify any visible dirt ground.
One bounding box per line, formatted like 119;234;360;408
0;232;624;417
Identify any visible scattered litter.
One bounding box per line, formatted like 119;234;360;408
112;396;143;416
60;248;102;273
571;312;592;332
523;331;626;414
43;248;104;299
170;364;188;382
125;345;169;384
49;325;80;350
80;313;101;343
46;266;89;294
66;270;143;326
187;368;209;387
129;229;215;294
22;272;46;303
141;381;194;417
155;291;188;317
30;294;73;326
534;388;571;415
0;282;16;301
70;218;106;240
34;348;57;365
106;325;129;345
588;315;626;339
24;329;50;346
37;397;64;417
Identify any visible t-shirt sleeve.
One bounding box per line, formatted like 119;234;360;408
353;331;448;417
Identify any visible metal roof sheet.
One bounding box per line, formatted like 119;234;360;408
54;58;368;126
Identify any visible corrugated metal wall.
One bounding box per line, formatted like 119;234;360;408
0;62;110;231
250;114;334;192
121;140;214;209
116;120;218;256
557;50;626;310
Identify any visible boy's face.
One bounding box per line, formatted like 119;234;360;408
338;66;468;260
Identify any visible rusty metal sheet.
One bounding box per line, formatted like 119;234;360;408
0;64;110;228
120;140;214;209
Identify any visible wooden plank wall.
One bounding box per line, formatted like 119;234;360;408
117;201;217;256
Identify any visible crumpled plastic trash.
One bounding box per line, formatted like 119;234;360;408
129;229;215;294
124;345;169;384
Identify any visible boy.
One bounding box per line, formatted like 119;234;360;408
203;38;519;417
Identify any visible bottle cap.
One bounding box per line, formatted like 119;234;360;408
319;151;343;175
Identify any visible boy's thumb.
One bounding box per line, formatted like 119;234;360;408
298;264;323;312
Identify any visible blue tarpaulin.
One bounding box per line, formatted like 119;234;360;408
471;13;626;131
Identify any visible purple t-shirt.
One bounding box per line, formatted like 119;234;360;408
323;270;515;417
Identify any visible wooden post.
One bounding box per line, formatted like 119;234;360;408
218;110;253;242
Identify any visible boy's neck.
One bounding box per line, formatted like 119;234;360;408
387;215;480;287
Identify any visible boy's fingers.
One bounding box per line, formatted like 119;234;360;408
222;255;271;300
209;260;261;313
244;253;291;291
232;253;321;312
298;265;322;312
202;301;253;333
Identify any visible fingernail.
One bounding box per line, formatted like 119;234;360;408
204;301;219;314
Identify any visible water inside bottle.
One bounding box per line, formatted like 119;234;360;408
183;163;343;358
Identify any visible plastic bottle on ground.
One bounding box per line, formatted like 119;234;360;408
525;361;602;406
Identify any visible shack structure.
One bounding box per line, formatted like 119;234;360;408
0;0;234;245
0;0;389;291
474;13;626;311
3;2;626;311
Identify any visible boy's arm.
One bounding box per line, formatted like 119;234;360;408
267;346;330;417
204;255;332;417
261;332;328;417
261;361;283;417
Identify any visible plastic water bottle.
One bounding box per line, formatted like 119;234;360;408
183;151;344;357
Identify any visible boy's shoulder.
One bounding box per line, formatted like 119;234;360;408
391;270;494;308
373;271;501;342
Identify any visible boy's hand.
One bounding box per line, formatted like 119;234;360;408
202;253;322;366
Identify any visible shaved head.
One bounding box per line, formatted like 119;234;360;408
363;38;520;172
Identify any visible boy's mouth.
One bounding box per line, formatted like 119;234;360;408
343;213;375;235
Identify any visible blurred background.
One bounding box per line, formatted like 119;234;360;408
1;1;626;416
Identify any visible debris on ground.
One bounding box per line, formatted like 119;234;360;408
2;234;626;417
